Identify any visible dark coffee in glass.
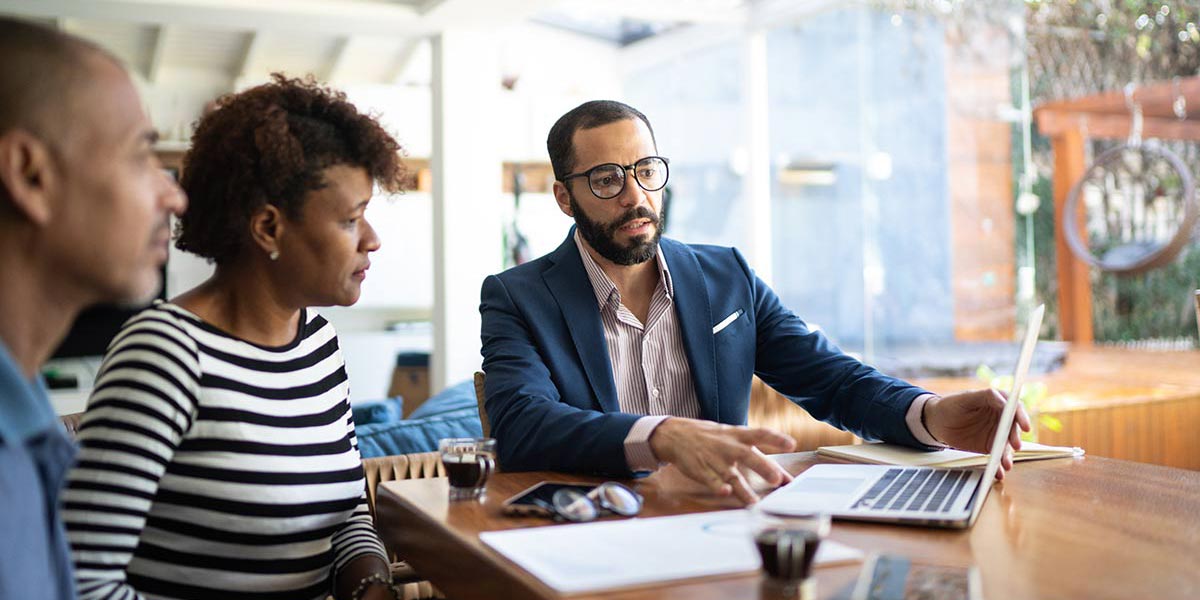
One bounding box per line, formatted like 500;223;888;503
439;438;496;500
444;453;494;488
755;527;821;581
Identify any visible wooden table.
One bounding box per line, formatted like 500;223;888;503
376;453;1200;600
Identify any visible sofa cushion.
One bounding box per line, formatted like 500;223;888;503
356;407;482;458
351;396;404;426
407;380;477;420
355;380;482;458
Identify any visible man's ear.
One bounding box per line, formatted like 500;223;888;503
249;203;285;258
0;129;57;226
552;181;573;217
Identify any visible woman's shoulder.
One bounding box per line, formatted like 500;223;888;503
123;301;201;332
108;302;202;356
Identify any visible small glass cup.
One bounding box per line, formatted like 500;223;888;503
753;512;830;600
439;437;496;501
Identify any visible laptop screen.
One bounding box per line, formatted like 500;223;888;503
974;304;1044;509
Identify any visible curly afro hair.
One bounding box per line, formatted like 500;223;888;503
176;74;406;264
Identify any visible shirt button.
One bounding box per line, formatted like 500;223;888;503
652;388;660;398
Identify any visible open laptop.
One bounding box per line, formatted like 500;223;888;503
759;304;1045;529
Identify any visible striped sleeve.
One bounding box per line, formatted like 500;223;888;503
63;312;201;600
330;376;388;576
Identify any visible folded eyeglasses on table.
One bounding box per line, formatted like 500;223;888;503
530;481;644;522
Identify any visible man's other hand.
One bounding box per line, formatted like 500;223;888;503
648;418;796;505
924;388;1031;480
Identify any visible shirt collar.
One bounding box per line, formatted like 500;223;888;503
0;338;55;443
573;229;674;309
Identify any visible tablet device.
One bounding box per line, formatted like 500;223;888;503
502;481;596;517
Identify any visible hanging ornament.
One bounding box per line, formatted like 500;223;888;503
1061;84;1198;274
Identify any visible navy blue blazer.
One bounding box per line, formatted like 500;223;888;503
479;230;932;476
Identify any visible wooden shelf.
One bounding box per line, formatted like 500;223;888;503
501;162;554;194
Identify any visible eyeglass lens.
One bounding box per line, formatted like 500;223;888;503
550;483;643;522
593;482;642;516
588;157;668;199
552;488;598;522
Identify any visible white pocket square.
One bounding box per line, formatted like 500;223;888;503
712;309;745;334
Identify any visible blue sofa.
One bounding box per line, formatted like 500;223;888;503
354;380;483;458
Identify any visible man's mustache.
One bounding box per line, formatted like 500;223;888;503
606;207;660;233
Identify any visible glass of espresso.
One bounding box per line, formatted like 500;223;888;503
753;512;830;600
439;437;496;500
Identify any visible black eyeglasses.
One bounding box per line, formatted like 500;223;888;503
530;482;644;522
560;156;670;200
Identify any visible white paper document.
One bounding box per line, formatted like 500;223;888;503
479;509;862;594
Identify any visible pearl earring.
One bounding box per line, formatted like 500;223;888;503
269;250;280;261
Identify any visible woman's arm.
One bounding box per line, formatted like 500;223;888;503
61;313;200;600
332;394;393;600
334;553;394;600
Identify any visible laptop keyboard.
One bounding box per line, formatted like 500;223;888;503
851;468;972;513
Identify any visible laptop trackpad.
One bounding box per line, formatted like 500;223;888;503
801;477;868;494
761;473;872;515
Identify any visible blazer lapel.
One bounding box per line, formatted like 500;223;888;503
542;230;621;413
660;239;720;422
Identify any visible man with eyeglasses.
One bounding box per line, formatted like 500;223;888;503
479;100;1029;505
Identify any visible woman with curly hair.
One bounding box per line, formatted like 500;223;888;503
63;75;406;600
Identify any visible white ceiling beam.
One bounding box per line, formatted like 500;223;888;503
324;36;352;83
232;30;261;80
416;0;449;16
3;0;425;36
0;0;556;37
145;24;170;83
386;37;426;85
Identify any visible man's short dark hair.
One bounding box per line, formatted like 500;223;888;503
0;17;112;208
0;17;110;140
546;100;656;182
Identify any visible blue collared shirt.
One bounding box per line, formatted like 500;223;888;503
0;340;77;600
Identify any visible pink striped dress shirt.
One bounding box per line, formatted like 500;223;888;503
574;233;698;470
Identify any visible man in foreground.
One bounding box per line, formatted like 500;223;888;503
0;18;185;598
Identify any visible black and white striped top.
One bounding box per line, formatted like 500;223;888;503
63;303;387;600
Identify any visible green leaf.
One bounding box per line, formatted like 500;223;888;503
976;364;997;383
1039;414;1064;433
1024;382;1048;404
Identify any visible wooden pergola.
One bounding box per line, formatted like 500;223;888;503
1033;76;1200;345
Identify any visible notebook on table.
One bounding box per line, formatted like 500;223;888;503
817;440;1084;469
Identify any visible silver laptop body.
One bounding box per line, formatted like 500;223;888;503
759;305;1044;529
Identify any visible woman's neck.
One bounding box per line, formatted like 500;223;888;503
172;263;302;348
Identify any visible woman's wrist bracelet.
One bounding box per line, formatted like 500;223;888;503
351;572;400;600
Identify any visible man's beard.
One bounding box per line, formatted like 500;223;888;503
569;193;664;266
